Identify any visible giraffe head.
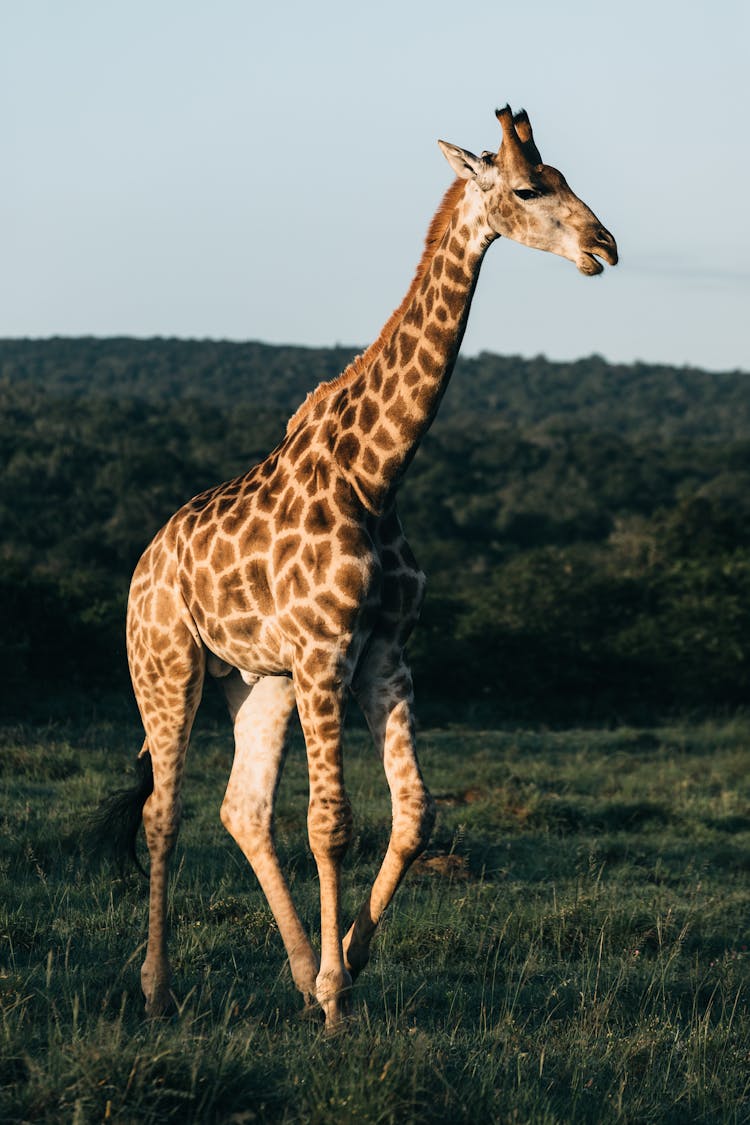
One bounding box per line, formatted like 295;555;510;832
438;105;617;275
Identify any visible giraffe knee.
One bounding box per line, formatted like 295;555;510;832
307;794;353;860
394;790;435;860
142;795;181;855
220;793;272;856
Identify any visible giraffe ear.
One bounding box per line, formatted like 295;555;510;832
437;140;491;185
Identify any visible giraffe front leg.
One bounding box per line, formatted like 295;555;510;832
295;668;353;1029
344;657;435;980
219;673;320;1007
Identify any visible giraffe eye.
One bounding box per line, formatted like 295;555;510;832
513;188;541;201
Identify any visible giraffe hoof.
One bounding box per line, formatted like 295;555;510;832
144;988;176;1020
317;972;355;1032
343;946;369;983
322;1000;358;1036
344;957;368;983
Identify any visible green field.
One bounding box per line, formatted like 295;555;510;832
1;712;748;1123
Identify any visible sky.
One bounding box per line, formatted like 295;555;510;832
3;0;748;372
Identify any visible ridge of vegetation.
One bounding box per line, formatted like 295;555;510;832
2;337;750;719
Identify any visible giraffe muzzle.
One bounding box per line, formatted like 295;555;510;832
578;227;618;275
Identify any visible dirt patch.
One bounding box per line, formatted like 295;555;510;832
434;787;486;807
412;853;471;879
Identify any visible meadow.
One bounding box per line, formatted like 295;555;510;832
1;709;748;1123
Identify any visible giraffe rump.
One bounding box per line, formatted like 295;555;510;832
89;747;154;877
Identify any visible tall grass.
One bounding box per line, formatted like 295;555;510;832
1;714;748;1122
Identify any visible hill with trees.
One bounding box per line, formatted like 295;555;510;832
2;337;749;719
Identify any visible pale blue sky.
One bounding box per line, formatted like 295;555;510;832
3;0;748;370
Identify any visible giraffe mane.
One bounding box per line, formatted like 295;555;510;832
285;177;467;435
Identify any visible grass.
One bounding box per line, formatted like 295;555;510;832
1;708;749;1123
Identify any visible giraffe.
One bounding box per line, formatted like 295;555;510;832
106;105;617;1029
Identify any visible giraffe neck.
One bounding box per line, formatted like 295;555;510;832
329;182;492;513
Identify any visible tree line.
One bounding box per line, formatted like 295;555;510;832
2;337;750;720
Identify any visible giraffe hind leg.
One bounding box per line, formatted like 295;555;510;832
129;616;206;1018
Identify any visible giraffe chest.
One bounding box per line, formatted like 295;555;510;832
165;442;430;687
172;481;383;677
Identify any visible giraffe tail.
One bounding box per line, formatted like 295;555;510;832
88;742;154;877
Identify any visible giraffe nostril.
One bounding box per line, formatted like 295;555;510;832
591;227;618;265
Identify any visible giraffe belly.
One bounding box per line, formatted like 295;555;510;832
205;655;280;687
198;614;296;682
